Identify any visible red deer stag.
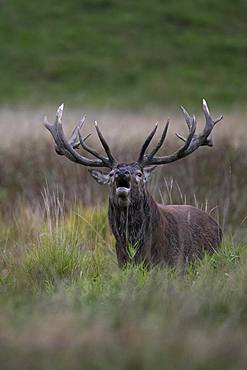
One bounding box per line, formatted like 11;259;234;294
44;100;223;267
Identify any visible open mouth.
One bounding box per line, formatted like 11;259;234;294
115;178;130;201
116;178;130;189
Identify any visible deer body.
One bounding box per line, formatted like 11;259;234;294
108;180;221;267
44;100;223;268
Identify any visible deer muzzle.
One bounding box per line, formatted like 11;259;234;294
115;173;131;204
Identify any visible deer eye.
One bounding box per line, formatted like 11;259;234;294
109;172;114;178
136;172;142;178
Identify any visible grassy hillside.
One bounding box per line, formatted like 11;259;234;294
1;0;247;107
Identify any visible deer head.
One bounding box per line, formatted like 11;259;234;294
44;100;222;208
89;163;156;208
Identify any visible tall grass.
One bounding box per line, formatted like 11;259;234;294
0;193;246;369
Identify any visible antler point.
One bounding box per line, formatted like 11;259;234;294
56;103;64;122
79;114;86;126
202;99;209;112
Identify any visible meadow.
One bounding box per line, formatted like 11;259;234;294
0;105;246;369
1;0;247;367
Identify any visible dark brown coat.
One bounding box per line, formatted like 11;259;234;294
109;191;222;268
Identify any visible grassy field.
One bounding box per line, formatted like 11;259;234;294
0;104;246;369
1;0;247;107
0;2;247;366
0;202;247;370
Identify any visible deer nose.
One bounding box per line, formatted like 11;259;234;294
115;170;130;179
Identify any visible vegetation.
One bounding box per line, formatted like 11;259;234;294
0;2;247;368
0;107;246;368
0;200;247;370
1;0;247;107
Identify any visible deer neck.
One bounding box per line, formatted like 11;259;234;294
108;189;159;247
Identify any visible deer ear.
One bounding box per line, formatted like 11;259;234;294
143;166;157;182
88;169;110;185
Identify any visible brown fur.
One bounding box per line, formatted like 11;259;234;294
109;190;222;268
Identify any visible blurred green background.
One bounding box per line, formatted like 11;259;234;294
1;0;247;108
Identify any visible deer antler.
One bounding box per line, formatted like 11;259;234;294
138;99;223;167
44;104;115;168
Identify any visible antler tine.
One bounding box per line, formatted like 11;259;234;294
78;130;111;163
55;116;104;166
146;120;170;158
44;105;114;168
50;113;86;155
94;121;115;165
179;114;196;152
138;123;158;163
178;106;197;148
202;99;223;126
44;104;75;159
180;105;194;130
201;99;223;146
175;133;186;142
44;104;68;156
68;114;86;149
138;99;222;167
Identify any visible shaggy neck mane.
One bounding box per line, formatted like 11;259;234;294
108;190;155;247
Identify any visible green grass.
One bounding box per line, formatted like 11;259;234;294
0;3;247;364
1;0;247;108
0;202;247;370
